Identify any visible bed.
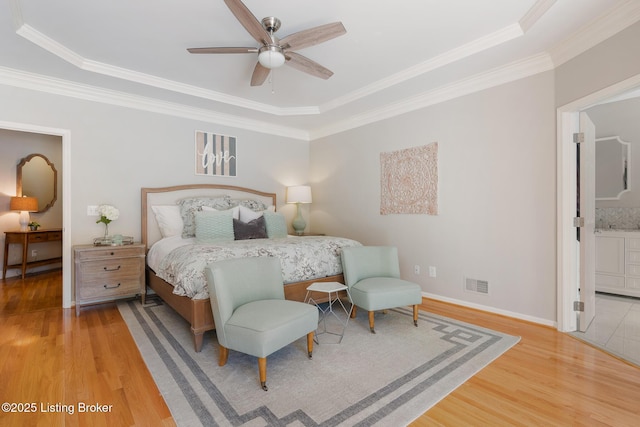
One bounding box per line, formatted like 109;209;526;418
141;184;360;352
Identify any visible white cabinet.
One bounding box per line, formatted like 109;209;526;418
595;232;640;297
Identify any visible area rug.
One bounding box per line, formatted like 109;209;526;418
118;298;519;426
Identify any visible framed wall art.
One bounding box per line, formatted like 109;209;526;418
380;142;438;215
195;131;237;177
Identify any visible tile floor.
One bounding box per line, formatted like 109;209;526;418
571;292;640;366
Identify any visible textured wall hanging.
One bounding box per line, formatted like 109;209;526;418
380;142;438;215
195;131;237;177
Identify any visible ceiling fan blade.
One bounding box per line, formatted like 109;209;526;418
224;0;271;45
250;62;270;86
187;47;257;54
279;22;346;51
285;52;333;80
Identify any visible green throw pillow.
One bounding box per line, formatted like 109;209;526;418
194;209;234;243
263;211;288;238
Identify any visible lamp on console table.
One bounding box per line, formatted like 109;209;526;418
286;185;312;235
10;196;38;231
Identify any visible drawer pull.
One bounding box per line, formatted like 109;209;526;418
104;283;121;290
103;265;121;272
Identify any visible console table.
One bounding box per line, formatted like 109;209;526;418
3;229;63;279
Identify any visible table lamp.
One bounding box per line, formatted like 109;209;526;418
286;186;312;235
10;196;38;231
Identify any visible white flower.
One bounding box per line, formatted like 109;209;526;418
96;204;120;224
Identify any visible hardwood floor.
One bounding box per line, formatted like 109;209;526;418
0;270;174;427
1;270;639;426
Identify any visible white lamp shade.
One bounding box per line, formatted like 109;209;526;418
286;186;312;204
258;49;285;69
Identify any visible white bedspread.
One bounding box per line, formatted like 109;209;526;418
148;236;362;299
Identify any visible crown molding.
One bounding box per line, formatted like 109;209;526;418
319;23;524;113
519;0;557;33
0;66;309;141
14;23;319;117
549;0;640;66
310;53;554;140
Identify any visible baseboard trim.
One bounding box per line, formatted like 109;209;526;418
422;292;557;328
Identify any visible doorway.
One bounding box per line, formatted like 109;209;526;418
0;121;72;308
557;74;640;334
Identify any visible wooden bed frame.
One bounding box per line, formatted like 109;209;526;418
141;184;344;352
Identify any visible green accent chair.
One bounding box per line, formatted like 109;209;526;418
341;246;422;333
204;257;319;391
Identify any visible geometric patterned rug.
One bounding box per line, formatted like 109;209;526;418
118;298;519;426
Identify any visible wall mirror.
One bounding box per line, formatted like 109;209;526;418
17;153;57;212
595;136;631;200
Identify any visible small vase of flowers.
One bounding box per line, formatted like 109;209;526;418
96;204;120;239
28;221;40;231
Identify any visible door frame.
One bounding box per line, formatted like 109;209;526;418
0;120;72;309
557;73;640;332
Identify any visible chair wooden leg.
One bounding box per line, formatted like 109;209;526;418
368;311;375;333
218;345;229;366
413;304;419;327
258;357;268;391
351;305;357;318
307;331;314;358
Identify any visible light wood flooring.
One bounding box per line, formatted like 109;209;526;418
1;270;639;426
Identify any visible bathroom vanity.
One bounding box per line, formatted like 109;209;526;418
595;229;640;297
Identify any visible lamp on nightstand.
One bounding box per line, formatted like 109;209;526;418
10;196;38;231
286;186;312;235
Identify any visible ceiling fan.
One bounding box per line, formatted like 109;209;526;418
187;0;346;86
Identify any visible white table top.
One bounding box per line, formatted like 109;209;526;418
306;281;348;292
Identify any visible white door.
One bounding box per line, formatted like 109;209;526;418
579;111;596;332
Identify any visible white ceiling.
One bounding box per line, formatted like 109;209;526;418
2;0;640;140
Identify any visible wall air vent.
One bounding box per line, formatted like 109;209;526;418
464;277;489;295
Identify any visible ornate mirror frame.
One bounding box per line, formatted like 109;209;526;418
595;136;631;201
16;153;58;213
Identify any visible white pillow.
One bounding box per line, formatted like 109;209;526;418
238;205;262;222
151;205;184;238
202;205;240;219
238;205;276;223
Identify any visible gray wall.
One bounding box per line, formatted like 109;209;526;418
0;87;310;247
310;72;557;323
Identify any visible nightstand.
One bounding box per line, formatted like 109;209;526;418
74;243;145;315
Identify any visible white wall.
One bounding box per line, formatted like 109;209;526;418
310;72;557;323
0;85;310;302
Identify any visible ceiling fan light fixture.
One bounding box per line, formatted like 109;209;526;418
258;46;285;69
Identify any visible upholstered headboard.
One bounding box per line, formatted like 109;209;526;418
141;184;277;251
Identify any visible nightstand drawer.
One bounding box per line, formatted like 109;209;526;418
77;257;143;280
75;246;144;261
77;277;140;299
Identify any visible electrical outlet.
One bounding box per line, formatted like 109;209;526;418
429;266;437;277
414;265;420;275
87;205;99;216
31;250;38;258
